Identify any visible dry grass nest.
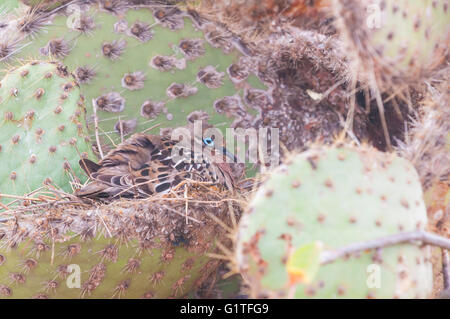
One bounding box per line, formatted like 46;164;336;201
0;180;248;255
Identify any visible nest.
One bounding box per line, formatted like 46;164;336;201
0;181;244;253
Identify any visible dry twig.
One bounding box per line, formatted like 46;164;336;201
321;231;450;265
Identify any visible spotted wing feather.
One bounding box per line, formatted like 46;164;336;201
75;132;235;199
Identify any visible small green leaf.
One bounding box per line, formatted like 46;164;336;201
286;241;323;285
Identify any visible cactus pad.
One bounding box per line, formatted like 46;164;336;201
236;144;433;298
333;0;449;85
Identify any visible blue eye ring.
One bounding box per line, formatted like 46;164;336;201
203;137;214;146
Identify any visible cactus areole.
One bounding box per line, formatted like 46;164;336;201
0;61;95;204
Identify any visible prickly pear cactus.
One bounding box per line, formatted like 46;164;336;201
20;0;69;11
2;0;20;12
0;61;94;204
236;144;433;298
333;0;449;85
1;2;267;147
0;186;239;299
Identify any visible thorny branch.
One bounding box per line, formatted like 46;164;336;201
320;231;450;265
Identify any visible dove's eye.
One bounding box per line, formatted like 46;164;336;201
203;137;214;147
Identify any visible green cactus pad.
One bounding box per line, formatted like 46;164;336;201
0;3;267;149
0;186;240;298
0;61;95;204
333;0;449;84
1;0;21;12
236;144;433;298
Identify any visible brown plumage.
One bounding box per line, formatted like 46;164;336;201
75;130;236;199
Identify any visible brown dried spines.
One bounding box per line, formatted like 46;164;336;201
114;118;138;136
74;66;96;84
397;76;450;190
73;13;96;34
149;55;186;71
214;96;247;118
0;285;12;297
123;258;141;274
227;58;250;83
4;111;14;121
197;66;225;89
99;244;118;263
194;0;332;43
113;279;131;298
0;41;18;62
40;38;71;59
127;21;153;42
153;7;185;30
102;40;126;60
149;271;165;286
99;0;128;15
121;71;146;91
166;83;198;99
42;280;59;294
94;92;125;113
140;100;164;119
16;9;51;38
61;243;81;259
179;39;205;60
203;23;234;53
187;110;210;123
